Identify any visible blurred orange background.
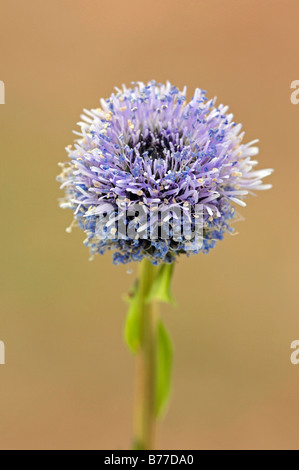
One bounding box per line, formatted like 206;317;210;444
0;0;299;450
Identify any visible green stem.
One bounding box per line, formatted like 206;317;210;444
133;259;159;450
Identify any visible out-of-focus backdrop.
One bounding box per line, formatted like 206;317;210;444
0;0;298;450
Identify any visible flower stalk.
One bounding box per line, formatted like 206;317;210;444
125;259;175;450
133;259;159;450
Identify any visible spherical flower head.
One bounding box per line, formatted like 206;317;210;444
58;81;273;265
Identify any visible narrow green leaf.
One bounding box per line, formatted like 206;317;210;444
155;320;173;418
124;281;141;354
147;263;176;306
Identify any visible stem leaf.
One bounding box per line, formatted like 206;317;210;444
147;263;176;306
124;282;141;354
155;320;173;418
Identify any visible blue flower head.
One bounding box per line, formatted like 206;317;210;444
58;81;272;265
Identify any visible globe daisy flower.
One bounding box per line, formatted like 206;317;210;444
57;81;273;450
58;81;272;265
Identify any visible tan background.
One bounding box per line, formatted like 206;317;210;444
0;0;299;450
